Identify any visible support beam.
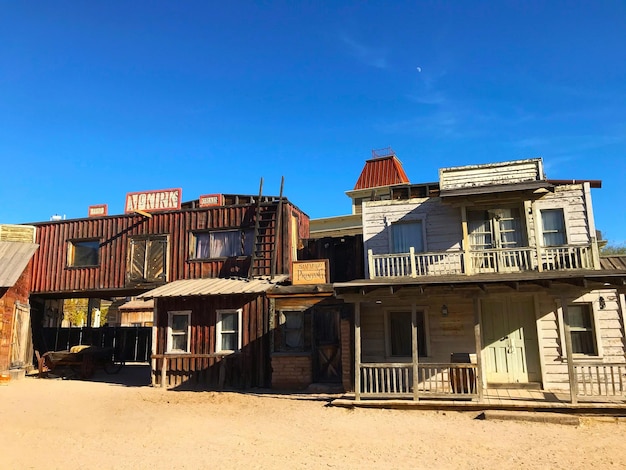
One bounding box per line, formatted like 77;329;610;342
354;302;362;401
561;300;578;404
412;305;419;401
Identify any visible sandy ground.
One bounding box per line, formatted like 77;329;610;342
1;365;625;470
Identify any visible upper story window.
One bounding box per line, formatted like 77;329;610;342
541;209;566;246
391;221;424;253
128;235;167;283
68;239;100;267
190;229;254;260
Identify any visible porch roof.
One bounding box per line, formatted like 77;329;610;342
0;241;39;287
334;269;626;293
138;275;289;299
439;180;554;198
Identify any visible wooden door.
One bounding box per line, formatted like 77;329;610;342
313;307;341;383
481;297;540;384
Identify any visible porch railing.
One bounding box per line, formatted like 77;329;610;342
368;243;595;278
359;362;478;400
574;363;626;399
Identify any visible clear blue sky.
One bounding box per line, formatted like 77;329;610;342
1;2;625;245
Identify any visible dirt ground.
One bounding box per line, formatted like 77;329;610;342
1;365;624;470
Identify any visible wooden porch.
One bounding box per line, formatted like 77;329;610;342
331;387;626;414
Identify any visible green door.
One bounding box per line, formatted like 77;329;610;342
481;297;541;384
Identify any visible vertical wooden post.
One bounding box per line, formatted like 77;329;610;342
367;249;375;279
409;247;417;277
561;300;578;404
473;298;484;402
461;206;471;275
412;304;419;401
354;302;362;401
161;356;168;389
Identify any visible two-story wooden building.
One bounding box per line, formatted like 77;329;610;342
334;157;626;403
28;187;310;388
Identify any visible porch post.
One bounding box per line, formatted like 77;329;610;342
411;305;419;401
561;300;578;404
354;302;362;401
367;250;375;279
473;298;484;402
461;206;472;275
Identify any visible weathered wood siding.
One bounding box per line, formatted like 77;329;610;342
532;183;591;245
359;293;475;364
29;201;307;295
439;158;542;190
362;198;462;256
153;294;270;388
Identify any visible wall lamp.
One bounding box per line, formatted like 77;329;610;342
599;296;606;310
441;304;449;317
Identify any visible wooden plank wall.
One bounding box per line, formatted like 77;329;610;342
154;294;270;389
533;184;590;244
439;159;541;190
29;201;308;295
362;198;462;256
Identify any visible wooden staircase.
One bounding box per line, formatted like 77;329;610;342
248;177;284;279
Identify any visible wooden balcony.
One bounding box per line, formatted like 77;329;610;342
368;244;596;279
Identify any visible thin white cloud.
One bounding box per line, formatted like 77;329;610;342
339;33;387;69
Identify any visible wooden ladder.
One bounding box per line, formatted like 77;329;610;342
248;177;284;279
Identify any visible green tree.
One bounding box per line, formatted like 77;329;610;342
601;244;626;256
63;298;88;326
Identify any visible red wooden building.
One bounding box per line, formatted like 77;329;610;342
28;189;311;388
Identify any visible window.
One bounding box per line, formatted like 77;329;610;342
167;311;191;353
128;235;167;283
281;311;305;350
541;209;566;246
216;309;242;353
191;229;254;259
68;239;100;267
386;311;427;357
390;221;424;253
568;304;597;356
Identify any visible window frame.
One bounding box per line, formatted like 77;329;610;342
558;296;604;360
383;307;429;359
277;309;307;352
166;310;191;354
540;208;568;247
389;219;426;254
216;308;243;353
67;238;100;268
189;229;254;260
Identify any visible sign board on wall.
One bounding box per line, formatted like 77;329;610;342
88;204;108;217
292;260;330;285
198;194;224;207
125;188;182;214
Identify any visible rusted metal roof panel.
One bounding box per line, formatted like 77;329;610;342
601;256;626;270
118;298;154;310
353;155;410;190
139;275;289;299
0;242;39;287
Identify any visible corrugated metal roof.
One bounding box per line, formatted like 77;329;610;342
119;299;154;310
139;276;289;299
0;241;39;287
353;155;410;190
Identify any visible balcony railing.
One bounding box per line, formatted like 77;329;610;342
368;244;596;278
358;362;479;400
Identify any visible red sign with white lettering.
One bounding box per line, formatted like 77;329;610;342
198;194;223;207
88;204;108;217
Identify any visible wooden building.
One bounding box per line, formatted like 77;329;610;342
27;188;310;388
334;156;626;403
0;225;38;378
